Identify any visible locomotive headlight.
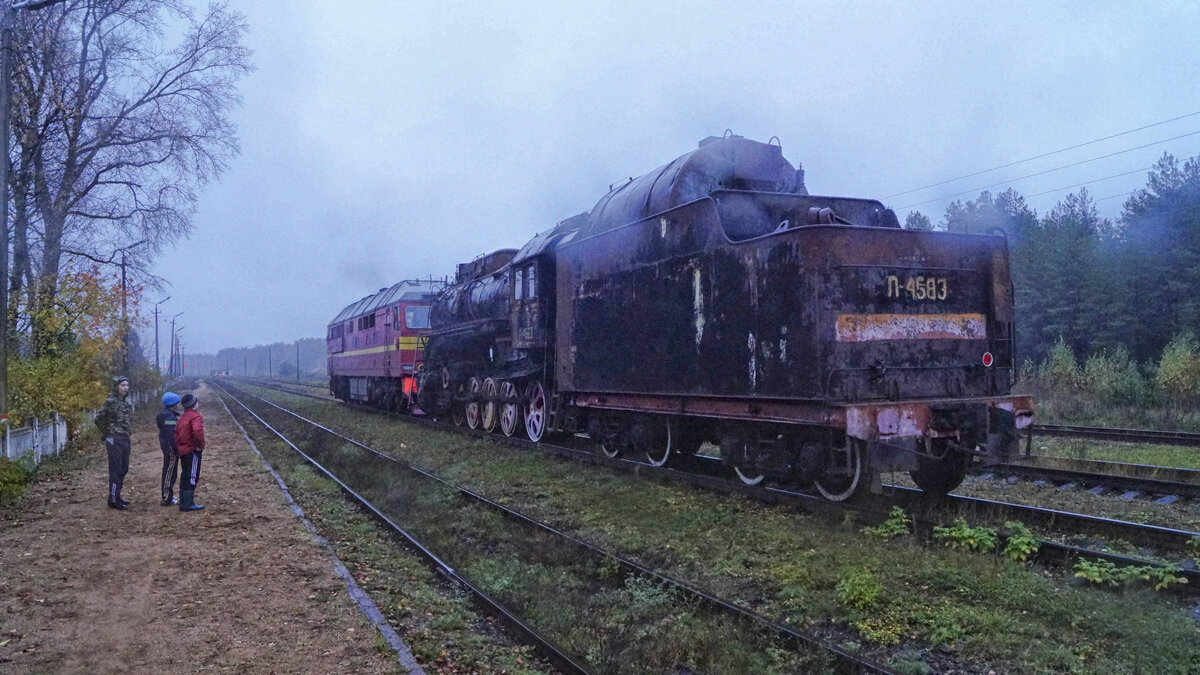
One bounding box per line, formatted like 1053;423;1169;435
982;352;994;367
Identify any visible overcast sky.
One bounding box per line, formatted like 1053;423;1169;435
147;0;1200;358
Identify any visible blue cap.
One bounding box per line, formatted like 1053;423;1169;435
162;392;181;407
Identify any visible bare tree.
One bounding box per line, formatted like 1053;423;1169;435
8;0;250;354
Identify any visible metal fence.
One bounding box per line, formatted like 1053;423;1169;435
3;413;68;465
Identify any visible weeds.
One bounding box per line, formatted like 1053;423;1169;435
862;506;911;540
1000;521;1040;562
836;568;881;611
1073;559;1188;591
932;519;997;552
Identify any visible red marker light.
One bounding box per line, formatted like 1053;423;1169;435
982;352;994;367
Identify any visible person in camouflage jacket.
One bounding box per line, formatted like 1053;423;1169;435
95;376;133;510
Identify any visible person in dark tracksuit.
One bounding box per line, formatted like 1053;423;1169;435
156;392;182;505
94;376;133;510
175;393;206;512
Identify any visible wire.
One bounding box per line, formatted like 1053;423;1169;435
894;131;1200;210
1023;167;1151;199
883;110;1200;199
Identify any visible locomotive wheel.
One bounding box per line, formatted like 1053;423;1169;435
499;381;521;437
910;442;970;496
644;418;673;467
725;436;764;485
481;378;499;433
815;440;864;502
524;380;547;442
465;377;482;430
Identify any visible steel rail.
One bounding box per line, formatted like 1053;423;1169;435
218;385;594;675
982;463;1200;500
236;380;1200;588
1030;423;1200;447
222;382;895;674
1006;455;1200;485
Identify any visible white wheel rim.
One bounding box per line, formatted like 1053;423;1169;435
466;378;481;429
645;419;672;467
815;442;863;502
481;379;498;432
734;465;764;486
500;382;519;437
525;381;546;442
600;443;621;458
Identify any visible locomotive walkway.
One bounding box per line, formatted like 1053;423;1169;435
0;385;413;673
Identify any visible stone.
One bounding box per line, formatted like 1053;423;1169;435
1117;491;1140;501
1058;482;1077;491
1153;495;1178;506
1087;486;1106;495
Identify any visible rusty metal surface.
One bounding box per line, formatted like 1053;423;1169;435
834;313;988;342
572;391;847;427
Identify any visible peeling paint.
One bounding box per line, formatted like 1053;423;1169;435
747;332;757;389
835;313;987;342
693;267;705;348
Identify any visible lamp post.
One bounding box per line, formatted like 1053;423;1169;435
116;239;147;372
168;312;183;376
153;296;170;374
0;0;71;428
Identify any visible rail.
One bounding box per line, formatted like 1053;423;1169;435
1029;423;1200;447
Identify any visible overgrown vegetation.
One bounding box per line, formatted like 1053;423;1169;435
1017;335;1200;429
256;386;1200;673
1072;559;1188;591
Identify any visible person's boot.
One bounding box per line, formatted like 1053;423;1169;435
161;493;178;506
108;483;126;510
179;489;204;512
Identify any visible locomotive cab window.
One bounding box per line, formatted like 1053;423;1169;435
405;305;431;329
514;269;524;300
525;264;537;299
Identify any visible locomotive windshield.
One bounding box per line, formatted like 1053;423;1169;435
405;305;431;329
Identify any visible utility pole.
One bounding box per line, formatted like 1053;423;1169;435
296;341;300;383
268;348;272;379
0;0;70;430
243;353;247;377
153;296;170;375
168;312;183;377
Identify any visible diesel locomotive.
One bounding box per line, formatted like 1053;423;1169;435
327;279;441;410
336;135;1034;500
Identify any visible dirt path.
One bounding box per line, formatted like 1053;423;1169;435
0;385;406;673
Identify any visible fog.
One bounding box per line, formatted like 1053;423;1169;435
146;1;1200;357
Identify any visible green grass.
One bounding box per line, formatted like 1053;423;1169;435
249;386;1200;674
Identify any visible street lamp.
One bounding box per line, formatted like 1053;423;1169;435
169;313;183;377
0;0;72;427
153;296;170;373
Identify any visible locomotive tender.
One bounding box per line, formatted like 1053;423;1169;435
342;135;1033;500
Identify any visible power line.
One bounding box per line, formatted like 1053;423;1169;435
895;130;1200;210
884;110;1200;199
1023;166;1151;199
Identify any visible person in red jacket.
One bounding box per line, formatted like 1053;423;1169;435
174;393;206;512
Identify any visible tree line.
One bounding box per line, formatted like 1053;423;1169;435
905;152;1200;376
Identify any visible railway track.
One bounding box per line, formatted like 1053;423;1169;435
234;378;1200;589
981;460;1200;502
1029;423;1200;447
217;382;894;673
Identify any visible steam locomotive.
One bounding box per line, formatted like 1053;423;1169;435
330;135;1033;500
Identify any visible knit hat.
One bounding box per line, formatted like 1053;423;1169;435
180;393;197;409
162;392;181;407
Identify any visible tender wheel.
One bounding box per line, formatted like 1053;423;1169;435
910;442;970;496
725;436;764;486
481;378;499;432
499;381;521;437
524;380;547;442
815;440;864;502
465;376;482;430
645;418;673;467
